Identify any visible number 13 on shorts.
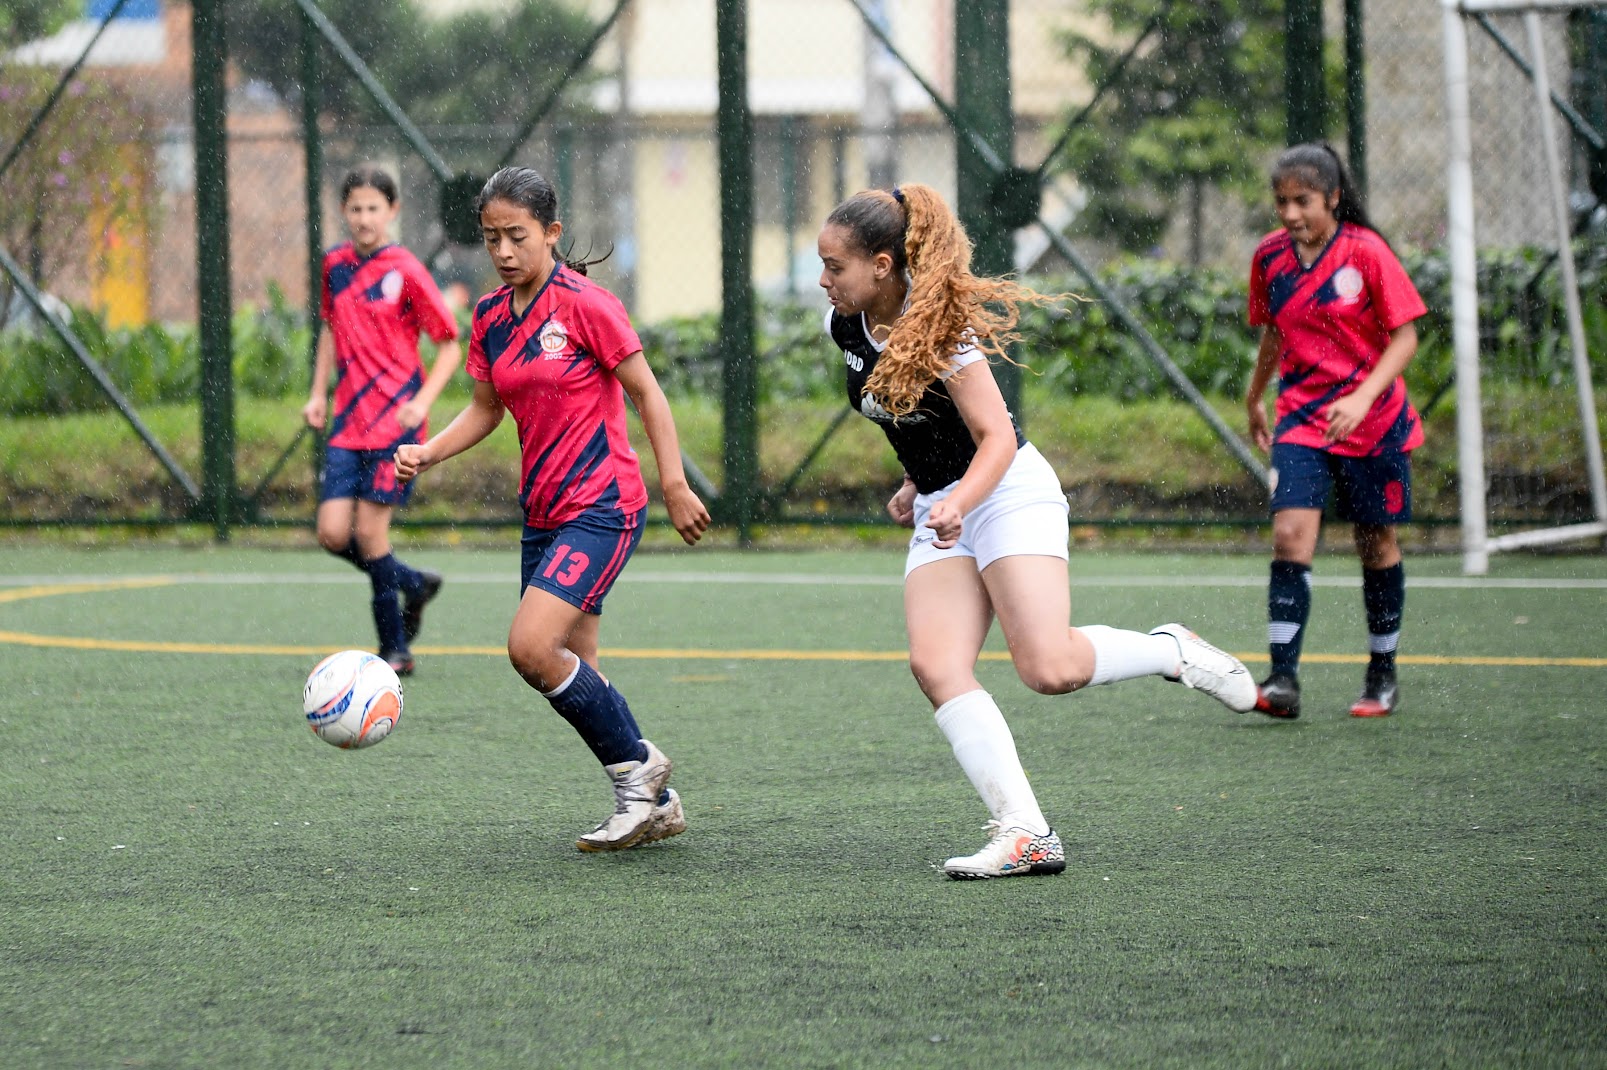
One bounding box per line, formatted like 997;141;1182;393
518;508;645;615
542;544;591;587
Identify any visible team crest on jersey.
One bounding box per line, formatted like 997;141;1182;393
1332;265;1365;303
860;393;927;425
538;319;569;357
380;270;403;302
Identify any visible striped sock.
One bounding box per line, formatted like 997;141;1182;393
1268;560;1312;678
1363;563;1405;674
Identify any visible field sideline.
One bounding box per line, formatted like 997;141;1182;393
1;545;1603;1069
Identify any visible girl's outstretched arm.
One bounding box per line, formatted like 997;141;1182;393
302;329;336;430
1245;326;1282;454
614;351;710;545
397;340;463;432
922;360;1018;549
394;378;505;483
1324;322;1417;443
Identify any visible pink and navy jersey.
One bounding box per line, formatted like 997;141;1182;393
321;242;459;451
1249;223;1427;456
466;265;648;529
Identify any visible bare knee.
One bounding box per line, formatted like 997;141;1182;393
1017;668;1087;696
1354;524;1400;570
508;635;573;692
1008;629;1096;695
1013;655;1091;696
1271;509;1321;565
907;654;979;709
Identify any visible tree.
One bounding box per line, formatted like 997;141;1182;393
1056;0;1326;260
228;0;598;127
0;65;154;328
0;0;77;51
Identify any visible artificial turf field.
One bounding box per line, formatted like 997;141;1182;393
0;544;1602;1069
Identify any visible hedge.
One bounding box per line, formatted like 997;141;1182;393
2;243;1601;417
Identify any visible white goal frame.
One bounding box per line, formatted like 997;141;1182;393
1442;0;1607;573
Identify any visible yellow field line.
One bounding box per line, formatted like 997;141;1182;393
0;578;175;604
3;576;1604;668
0;630;1603;668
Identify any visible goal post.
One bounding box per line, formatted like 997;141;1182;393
1441;0;1607;574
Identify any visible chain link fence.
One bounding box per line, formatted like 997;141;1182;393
1;0;1602;534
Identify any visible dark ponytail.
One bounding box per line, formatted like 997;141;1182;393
1271;142;1383;241
473;166;611;276
340;165;399;206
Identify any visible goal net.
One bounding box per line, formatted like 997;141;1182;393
1442;0;1607;572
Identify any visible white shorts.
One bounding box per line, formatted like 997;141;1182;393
904;442;1070;577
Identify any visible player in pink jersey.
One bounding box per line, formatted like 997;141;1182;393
1244;143;1428;720
395;167;708;853
303;166;461;677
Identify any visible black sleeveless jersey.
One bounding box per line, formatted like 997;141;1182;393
828;311;1025;493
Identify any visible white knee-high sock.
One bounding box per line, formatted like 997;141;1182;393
1079;625;1181;686
933;690;1050;836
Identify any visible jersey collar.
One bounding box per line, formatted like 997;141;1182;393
1295;222;1344;273
509;262;565;322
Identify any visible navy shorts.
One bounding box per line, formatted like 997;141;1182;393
520;507;645;615
1269;442;1412;525
320;446;414;507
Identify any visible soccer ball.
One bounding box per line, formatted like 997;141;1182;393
302;650;403;749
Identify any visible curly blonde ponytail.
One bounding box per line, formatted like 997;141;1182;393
825;182;1066;417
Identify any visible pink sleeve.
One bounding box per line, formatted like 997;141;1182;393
319;253;334;324
1247;248;1271;327
465;311;491;382
577;284;643;370
402;256;460;343
1364;243;1427;332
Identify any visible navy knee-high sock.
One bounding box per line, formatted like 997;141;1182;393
1269;560;1313;678
606;682;669;804
364;553;408;655
1362;562;1405;675
329;540;369;573
607;682;644;740
543;658;648;768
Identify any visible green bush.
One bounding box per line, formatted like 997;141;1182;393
635;242;1604;406
0;282;310;416
3;243;1601;417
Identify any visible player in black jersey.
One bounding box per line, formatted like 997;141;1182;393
819;183;1258;879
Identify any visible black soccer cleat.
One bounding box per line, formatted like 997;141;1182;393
382;650;415;677
402;570;443;644
1254;672;1301;719
1350;667;1398;718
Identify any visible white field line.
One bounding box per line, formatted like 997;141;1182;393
2;571;1607;590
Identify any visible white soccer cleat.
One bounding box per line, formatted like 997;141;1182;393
1150;623;1258;713
635;788;687;847
576;739;674;852
943;821;1066;880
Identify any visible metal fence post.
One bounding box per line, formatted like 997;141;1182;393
301;7;325;488
1344;0;1367;201
954;0;1020;416
716;0;756;541
193;0;234;540
1285;0;1326;144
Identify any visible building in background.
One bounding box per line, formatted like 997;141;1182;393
8;0;304;325
4;0;1586;327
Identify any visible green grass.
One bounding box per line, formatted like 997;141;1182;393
1;545;1603;1068
3;386;1602;525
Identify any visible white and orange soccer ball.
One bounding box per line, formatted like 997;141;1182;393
302;650;403;749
